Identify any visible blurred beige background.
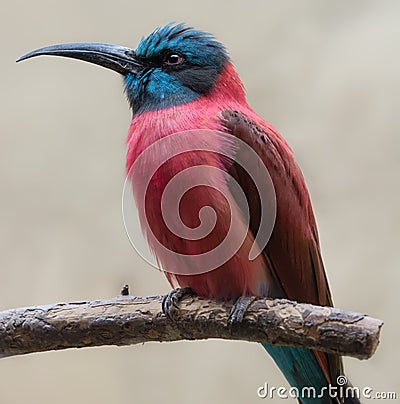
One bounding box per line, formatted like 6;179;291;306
1;1;399;403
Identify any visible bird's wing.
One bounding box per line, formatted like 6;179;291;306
220;109;342;382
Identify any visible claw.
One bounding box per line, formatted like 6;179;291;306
162;287;195;320
228;296;255;332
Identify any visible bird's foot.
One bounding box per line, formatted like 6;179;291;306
162;287;195;321
228;296;255;332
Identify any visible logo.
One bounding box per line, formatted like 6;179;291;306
122;129;276;275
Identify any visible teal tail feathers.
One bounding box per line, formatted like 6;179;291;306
262;344;360;404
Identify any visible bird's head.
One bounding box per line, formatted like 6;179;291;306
18;23;231;114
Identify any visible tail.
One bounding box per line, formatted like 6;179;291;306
262;344;361;404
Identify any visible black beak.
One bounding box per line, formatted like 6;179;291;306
17;42;142;75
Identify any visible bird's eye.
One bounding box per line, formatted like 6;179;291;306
164;52;184;66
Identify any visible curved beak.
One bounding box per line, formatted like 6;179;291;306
16;42;142;75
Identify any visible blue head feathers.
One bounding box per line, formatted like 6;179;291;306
135;23;228;69
124;23;229;114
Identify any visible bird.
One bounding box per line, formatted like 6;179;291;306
18;23;359;404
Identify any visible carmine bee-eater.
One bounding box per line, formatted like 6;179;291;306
18;23;359;404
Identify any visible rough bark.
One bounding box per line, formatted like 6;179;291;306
0;294;383;359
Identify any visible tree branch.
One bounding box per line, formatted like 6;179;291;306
0;293;383;359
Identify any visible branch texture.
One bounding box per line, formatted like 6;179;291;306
0;295;383;359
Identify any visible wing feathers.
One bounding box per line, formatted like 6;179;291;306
221;109;341;384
